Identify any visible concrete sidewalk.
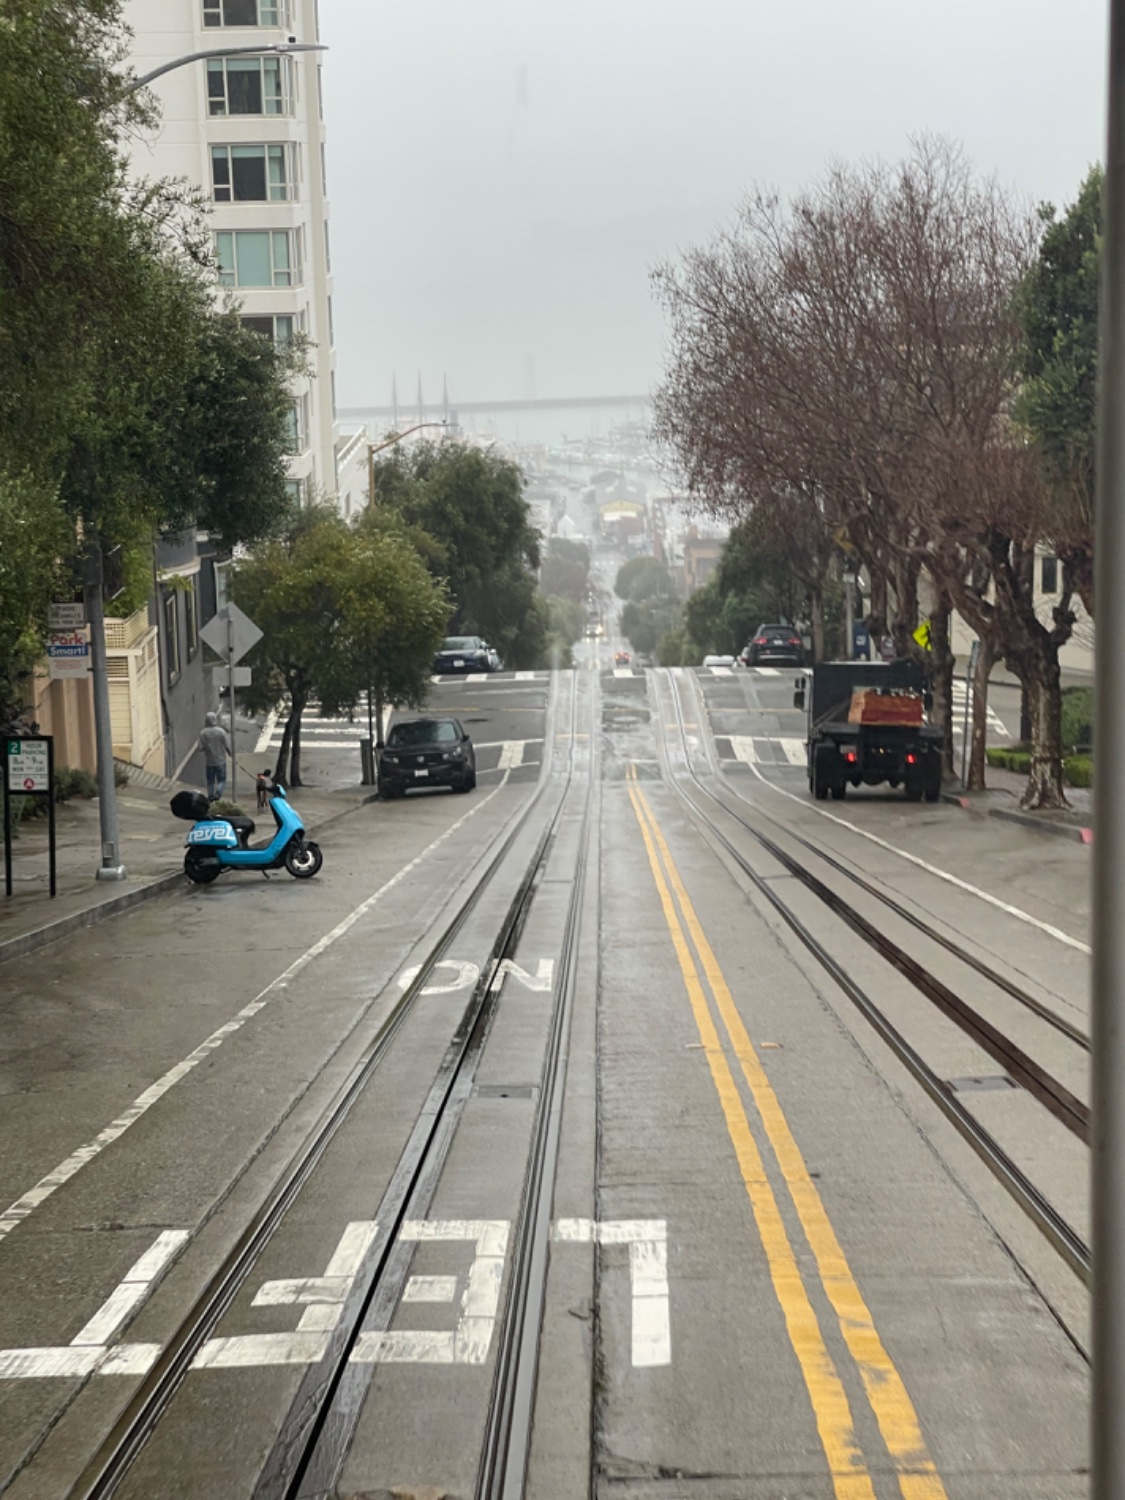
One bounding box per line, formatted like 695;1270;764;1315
946;762;1093;844
0;761;377;963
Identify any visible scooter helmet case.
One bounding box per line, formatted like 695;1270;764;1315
171;789;211;821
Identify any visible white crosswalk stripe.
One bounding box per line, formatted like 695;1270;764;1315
948;681;1009;738
728;736;806;767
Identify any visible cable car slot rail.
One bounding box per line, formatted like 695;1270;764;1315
70;677;593;1498
661;669;1090;1285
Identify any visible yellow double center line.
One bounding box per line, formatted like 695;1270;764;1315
625;766;947;1500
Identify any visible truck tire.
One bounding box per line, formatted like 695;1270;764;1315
830;782;846;800
812;745;833;801
924;758;942;802
904;778;924;802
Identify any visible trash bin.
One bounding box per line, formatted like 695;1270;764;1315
360;738;376;785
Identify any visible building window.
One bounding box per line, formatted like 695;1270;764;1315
324;221;332;272
284;476;307;507
215;229;301;287
317;65;324;120
211;143;297;202
1041;555;1059;595
321;143;328;195
285;393;310;454
163;592;181;686
203;0;289;27
207;54;292;116
327;296;334;346
241;312;299;343
331;371;337;418
185;579;198;661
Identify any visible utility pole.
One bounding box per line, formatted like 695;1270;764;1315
82;536;126;880
1093;4;1125;1496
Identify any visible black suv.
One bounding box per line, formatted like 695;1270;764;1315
433;636;493;675
744;623;804;667
379;717;477;798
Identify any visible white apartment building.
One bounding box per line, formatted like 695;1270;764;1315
124;0;367;510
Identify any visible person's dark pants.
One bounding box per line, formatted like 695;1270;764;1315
206;764;226;801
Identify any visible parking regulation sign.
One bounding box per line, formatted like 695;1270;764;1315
7;739;49;793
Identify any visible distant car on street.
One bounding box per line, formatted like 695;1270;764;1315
702;654;736;669
432;636;494;675
379;717;477;798
744;624;804;667
614;650;632;666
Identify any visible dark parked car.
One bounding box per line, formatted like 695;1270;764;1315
744;623;804;667
433;635;494;674
379;717;476;798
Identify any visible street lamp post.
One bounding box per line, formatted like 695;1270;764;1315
367;421;449;505
128;41;326;94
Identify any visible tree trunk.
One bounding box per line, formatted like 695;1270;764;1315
968;636;997;791
273;714;294;787
290;693;306;787
375;688;386;748
1021;657;1069;809
929;602;956;778
809;589;826;663
1019;684;1032;746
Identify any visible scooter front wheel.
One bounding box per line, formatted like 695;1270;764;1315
184;848;222;884
285;839;323;879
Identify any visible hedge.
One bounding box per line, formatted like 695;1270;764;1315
985;746;1092;787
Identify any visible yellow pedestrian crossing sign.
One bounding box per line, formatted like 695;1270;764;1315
912;620;933;651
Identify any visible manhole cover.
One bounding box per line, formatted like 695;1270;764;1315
946;1075;1017;1093
474;1083;539;1099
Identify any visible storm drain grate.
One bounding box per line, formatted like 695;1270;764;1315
473;1083;539;1100
946;1074;1018;1093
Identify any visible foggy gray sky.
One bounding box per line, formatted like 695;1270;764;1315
321;0;1106;409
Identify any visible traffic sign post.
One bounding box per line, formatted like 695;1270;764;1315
3;736;56;899
200;603;262;807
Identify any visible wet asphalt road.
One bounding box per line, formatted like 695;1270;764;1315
0;660;1090;1499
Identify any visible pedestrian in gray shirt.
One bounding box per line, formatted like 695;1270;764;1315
199;711;232;801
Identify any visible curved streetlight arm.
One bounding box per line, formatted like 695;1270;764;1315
130;41;326;93
367;422;449;505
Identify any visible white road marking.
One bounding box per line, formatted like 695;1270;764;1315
397;958;481;995
750;666;781;676
708;666;734;677
729;736;759;764
554;1219;670;1367
489;957;555;993
402;1276;457;1303
473;739;544;750
613;668;635;679
948;680;1010;738
0;777;512;1244
254;706;279;755
741;760;1090;953
0;1230;188;1380
497;740;525;770
780;738;807;766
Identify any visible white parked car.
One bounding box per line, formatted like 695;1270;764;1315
702;654;736;668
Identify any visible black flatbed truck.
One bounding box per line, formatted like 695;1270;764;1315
794;659;944;802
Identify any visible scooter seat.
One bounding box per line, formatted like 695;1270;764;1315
226;815;256;835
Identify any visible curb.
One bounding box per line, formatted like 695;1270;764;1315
0;789;382;966
941;790;1093;845
0;870;185;966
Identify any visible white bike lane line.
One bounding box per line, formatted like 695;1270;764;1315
0;775;512;1245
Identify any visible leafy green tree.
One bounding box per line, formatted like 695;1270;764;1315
0;474;72;724
372;441;546;667
1016;167;1101;613
540;538;590;603
544;595;585;645
621;597;683;656
615;555;675;603
333;525;450;748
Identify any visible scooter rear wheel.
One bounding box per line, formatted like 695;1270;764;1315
285;840;323;879
184;848;222;884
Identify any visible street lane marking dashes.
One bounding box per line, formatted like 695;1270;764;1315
728;736;806;767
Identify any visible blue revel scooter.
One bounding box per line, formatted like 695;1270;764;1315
171;786;323;885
